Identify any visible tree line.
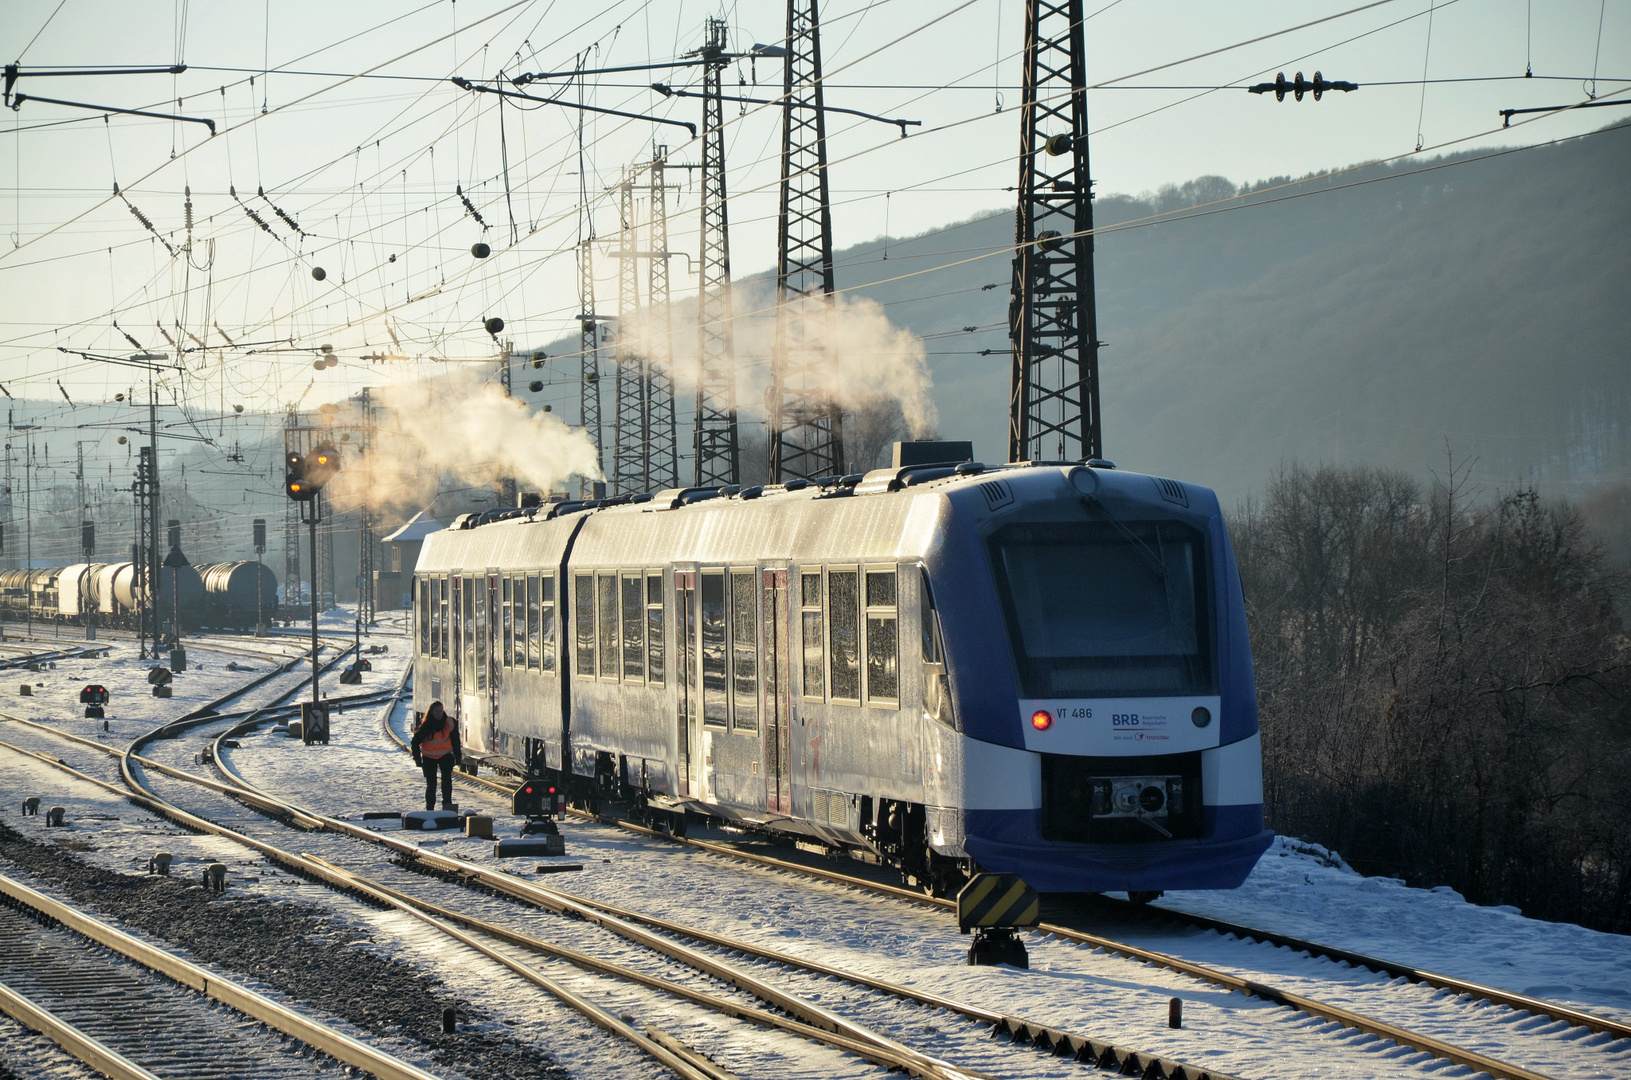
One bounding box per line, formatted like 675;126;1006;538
1232;463;1631;933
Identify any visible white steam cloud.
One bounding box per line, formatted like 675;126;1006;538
618;283;939;438
325;366;602;513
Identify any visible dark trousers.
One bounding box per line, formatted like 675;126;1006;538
421;754;455;810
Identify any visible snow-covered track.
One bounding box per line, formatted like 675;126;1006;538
209;689;1232;1080
8;698;982;1080
0;869;441;1080
406;763;1594;1080
0;642;107;669
1094;897;1631;1042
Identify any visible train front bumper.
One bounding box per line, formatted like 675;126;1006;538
962;808;1274;893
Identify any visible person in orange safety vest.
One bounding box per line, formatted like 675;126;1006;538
410;700;462;811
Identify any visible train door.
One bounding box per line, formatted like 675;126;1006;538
477;570;500;752
449;574;463;713
674;569;696;798
762;568;792;815
460;573;480;745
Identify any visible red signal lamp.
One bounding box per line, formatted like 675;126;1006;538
1031;709;1054;731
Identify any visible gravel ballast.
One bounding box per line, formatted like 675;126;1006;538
0;820;566;1080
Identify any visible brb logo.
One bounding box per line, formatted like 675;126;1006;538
1111;713;1141;727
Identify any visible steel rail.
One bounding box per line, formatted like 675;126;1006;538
0;870;445;1080
1113;899;1631;1042
9;686;1237;1080
0;979;164;1080
207;696;978;1080
4;670;970;1080
395;727;1576;1080
613;823;1630;1046
0;736;728;1080
595;819;1583;1080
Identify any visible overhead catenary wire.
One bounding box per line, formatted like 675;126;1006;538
6;0;1624;453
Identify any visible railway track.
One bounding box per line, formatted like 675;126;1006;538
376;711;1628;1080
4;672;1243;1080
0;870;437;1080
5;658;1621;1080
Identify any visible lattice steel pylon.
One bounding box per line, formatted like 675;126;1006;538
692;16;740;487
579;236;604;494
1008;0;1102;463
646;146;681;490
611;170;647;495
770;0;845;482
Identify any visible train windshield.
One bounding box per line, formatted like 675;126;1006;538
987;520;1214;698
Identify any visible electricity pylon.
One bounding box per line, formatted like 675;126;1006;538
692;16;740;487
769;0;845;482
647;146;681;489
612;170;647;495
1008;0;1102;463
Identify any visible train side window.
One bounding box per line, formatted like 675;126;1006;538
418;579;430;655
515;575;528;668
597;573;620;681
539;574;556;673
700;570;728;728
828;569;860;701
437;574;450;659
621;573;645;682
800;571;824;700
730;570;758;732
865;569;899;705
525;575;539;671
432;577;441;659
920;569;941;663
574;573;595;676
646;573;665;687
501;576;514;669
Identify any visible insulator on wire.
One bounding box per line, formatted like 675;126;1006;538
258;185;308;238
229;186;279;238
119;192;177;257
457;185;490;231
1248;71;1358;101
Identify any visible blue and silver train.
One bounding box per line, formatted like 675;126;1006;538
411;460;1273;896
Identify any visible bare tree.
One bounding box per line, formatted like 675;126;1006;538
1234;463;1631;931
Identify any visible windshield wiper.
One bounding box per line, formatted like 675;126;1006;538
1079;495;1167;581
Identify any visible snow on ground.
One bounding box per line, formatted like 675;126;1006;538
1161;840;1631;1024
3;611;1629;1080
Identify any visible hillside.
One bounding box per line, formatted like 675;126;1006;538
820;122;1630;503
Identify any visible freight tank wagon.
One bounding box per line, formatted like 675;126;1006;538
412;461;1273;896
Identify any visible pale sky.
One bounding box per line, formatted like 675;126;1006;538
0;0;1624;426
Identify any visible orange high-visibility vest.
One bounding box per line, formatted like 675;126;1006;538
420;719;454;758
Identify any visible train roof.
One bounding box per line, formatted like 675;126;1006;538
415;460;1221;574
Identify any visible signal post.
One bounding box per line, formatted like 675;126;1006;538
285;445;340;743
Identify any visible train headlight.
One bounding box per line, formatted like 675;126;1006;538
1030;709;1053;731
1191;706;1211;727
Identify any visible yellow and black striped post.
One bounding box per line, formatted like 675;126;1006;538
957;873;1040;931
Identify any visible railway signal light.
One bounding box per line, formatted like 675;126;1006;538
285;451;312;501
1248;71;1358;101
306;444;341;493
